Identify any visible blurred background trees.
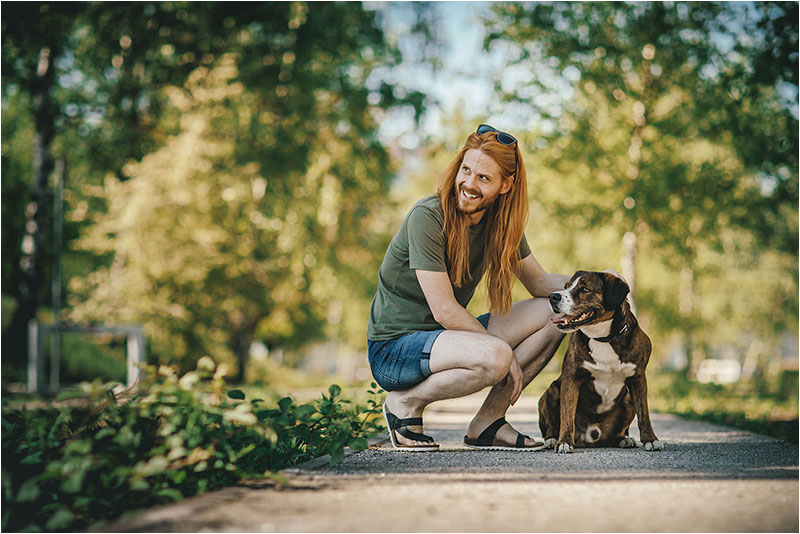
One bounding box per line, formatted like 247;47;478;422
1;2;796;390
2;1;424;382
483;1;798;379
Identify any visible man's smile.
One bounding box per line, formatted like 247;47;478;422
460;186;482;200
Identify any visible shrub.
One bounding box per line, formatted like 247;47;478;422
1;358;384;531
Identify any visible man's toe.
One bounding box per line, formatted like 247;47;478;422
525;436;542;447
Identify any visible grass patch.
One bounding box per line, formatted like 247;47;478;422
648;370;798;443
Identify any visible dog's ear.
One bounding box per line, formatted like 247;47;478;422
601;273;630;310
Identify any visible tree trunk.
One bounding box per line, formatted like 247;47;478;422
2;46;57;368
680;265;695;374
231;322;257;384
621;231;637;314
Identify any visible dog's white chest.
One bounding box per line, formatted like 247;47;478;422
583;341;637;413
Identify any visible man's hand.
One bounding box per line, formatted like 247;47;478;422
506;356;524;406
517;254;571;298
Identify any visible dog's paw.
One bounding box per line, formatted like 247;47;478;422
542;438;557;449
643;440;664;451
618;437;638;449
555;442;574;454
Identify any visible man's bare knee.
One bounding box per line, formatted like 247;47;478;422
477;338;513;383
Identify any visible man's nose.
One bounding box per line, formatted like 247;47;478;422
465;172;482;188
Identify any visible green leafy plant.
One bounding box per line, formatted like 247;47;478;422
1;359;384;531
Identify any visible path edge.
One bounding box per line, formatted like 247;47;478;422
282;437;388;473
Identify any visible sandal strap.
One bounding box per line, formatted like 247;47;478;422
516;433;531;449
385;411;423;430
475;417;508;446
385;411;434;443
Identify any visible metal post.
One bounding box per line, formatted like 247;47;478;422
27;320;44;393
127;328;145;388
50;157;65;392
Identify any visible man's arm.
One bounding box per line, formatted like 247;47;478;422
517;254;570;298
416;269;524;404
415;270;487;334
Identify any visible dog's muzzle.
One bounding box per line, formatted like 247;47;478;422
549;292;563;313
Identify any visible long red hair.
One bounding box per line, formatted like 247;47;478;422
436;130;529;315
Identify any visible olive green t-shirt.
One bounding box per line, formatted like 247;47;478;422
366;195;531;340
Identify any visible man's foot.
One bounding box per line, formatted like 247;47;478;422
465;417;545;450
383;392;438;450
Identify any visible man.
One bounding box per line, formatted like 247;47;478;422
367;124;570;450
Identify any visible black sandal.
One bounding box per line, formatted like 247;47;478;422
464;417;545;451
382;404;439;451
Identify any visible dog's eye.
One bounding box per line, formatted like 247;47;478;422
581;288;591;293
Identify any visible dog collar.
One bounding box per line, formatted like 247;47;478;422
591;323;628;343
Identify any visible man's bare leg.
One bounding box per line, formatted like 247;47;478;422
384;330;514;447
466;298;565;446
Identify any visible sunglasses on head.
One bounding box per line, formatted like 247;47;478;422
476;124;518;177
476;124;518;146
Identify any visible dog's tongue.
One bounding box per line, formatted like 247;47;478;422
550;313;567;324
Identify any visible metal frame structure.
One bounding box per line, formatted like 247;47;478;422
23;157;147;394
27;320;145;393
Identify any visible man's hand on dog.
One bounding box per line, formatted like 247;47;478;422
505;357;524;406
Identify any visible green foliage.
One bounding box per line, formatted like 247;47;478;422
1;360;385;532
55;3;425;378
2;2;429;379
59;333;127;383
481;2;798;371
0;91;35;297
486;1;798;253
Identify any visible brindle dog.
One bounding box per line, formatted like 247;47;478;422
539;271;664;453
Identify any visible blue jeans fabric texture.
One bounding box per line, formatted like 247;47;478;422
368;312;491;391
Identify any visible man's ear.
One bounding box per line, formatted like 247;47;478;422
500;178;512;195
602;273;630;310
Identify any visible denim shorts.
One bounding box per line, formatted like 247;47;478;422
368;313;491;391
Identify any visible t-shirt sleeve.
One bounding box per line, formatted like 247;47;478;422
407;206;447;272
519;233;531;260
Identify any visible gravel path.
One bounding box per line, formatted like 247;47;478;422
99;392;799;533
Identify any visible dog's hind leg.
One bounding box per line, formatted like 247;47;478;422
617;428;638;448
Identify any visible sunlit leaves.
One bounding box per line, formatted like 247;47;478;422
486;2;798;370
65;4;406;377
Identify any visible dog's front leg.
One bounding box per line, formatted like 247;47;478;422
628;374;664;451
555;377;579;453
